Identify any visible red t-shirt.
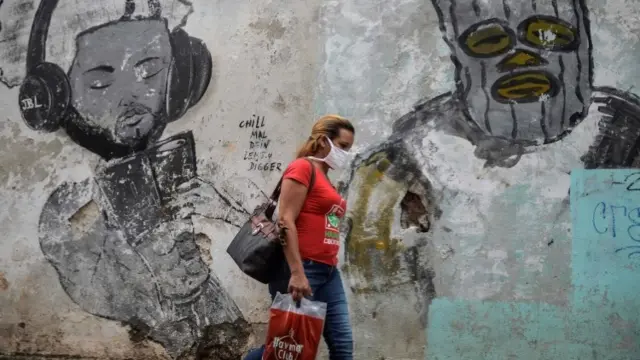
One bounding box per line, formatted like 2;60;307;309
282;158;346;266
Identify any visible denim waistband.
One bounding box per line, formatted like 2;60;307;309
302;259;337;275
302;258;334;267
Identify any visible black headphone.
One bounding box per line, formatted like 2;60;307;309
18;0;213;133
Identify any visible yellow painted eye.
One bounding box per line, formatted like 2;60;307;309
459;19;515;58
518;16;578;51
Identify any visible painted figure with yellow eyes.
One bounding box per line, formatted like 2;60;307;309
18;1;250;357
341;0;640;328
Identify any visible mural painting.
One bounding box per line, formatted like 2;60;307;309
341;0;640;327
11;0;251;358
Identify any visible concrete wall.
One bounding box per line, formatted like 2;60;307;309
1;0;640;359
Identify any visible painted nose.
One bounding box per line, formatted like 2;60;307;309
496;49;547;73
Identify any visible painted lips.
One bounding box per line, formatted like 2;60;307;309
490;71;559;103
117;103;152;126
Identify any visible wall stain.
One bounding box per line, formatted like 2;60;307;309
0;271;9;290
248;18;286;43
273;93;286;113
0;121;64;189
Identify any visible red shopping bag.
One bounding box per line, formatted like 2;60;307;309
262;292;327;360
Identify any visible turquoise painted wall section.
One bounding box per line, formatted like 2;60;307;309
427;169;640;359
570;169;640;354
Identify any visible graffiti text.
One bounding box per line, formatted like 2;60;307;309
241;115;283;172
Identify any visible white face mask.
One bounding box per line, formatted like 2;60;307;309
309;136;350;170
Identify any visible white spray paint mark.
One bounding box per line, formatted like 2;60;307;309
191;303;202;337
122;50;133;71
539;30;557;44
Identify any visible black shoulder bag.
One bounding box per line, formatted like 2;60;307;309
226;159;316;284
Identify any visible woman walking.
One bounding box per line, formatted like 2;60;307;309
244;115;355;360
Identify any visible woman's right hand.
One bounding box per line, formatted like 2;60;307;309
288;271;312;301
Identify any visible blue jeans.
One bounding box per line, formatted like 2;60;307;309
244;259;353;360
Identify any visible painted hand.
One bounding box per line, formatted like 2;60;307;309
166;177;250;228
584;89;640;168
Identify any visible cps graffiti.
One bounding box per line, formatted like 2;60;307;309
7;0;251;358
590;171;640;258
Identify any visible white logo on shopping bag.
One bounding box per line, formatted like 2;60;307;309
272;329;304;360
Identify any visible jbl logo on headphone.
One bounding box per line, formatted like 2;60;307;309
20;96;43;111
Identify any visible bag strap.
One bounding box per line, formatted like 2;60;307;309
269;158;317;203
307;158;317;191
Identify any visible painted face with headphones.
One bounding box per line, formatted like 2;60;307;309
69;19;173;148
19;0;212;159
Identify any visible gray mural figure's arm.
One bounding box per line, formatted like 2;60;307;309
38;177;249;358
341;91;544;324
38;179;165;326
340;98;448;323
341;92;468;248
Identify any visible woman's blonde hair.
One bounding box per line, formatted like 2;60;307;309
296;115;355;158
